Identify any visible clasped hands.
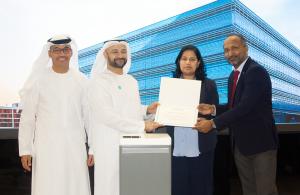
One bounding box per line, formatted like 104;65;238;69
145;102;163;132
146;102;216;133
193;103;215;133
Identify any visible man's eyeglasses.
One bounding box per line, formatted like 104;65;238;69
50;47;72;54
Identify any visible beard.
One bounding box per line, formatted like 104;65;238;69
107;57;127;68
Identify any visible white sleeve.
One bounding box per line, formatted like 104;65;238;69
87;84;145;134
141;104;156;121
82;88;93;155
18;86;39;156
212;105;216;116
141;105;148;116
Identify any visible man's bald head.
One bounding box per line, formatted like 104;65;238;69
223;34;248;69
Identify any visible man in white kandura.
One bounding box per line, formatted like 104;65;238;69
18;35;93;195
87;39;161;195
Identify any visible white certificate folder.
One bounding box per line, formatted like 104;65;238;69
155;77;201;127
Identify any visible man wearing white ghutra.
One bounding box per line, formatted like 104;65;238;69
18;35;92;195
87;39;162;195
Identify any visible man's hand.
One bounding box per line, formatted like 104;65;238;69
193;118;213;133
197;103;215;115
147;102;160;114
144;121;163;132
21;155;32;172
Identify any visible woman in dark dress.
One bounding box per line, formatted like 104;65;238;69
167;45;219;195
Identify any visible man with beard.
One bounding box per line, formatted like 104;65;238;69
18;35;92;195
87;40;161;195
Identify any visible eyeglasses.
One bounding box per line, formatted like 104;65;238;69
180;57;198;62
50;47;72;54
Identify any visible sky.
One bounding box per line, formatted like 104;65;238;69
0;0;299;105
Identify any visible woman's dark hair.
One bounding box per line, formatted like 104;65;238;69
174;45;206;81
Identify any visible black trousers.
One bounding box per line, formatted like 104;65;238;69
172;150;214;195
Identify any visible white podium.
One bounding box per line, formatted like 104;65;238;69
120;133;171;195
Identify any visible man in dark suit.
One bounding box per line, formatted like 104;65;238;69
195;34;278;195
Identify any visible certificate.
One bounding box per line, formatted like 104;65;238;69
155;77;201;127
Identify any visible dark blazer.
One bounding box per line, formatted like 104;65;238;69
167;78;219;154
214;57;278;155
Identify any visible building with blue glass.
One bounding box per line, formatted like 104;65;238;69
78;0;300;123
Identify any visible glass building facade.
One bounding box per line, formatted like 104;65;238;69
78;0;300;123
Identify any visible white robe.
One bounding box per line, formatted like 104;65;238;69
87;70;147;195
18;67;91;195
